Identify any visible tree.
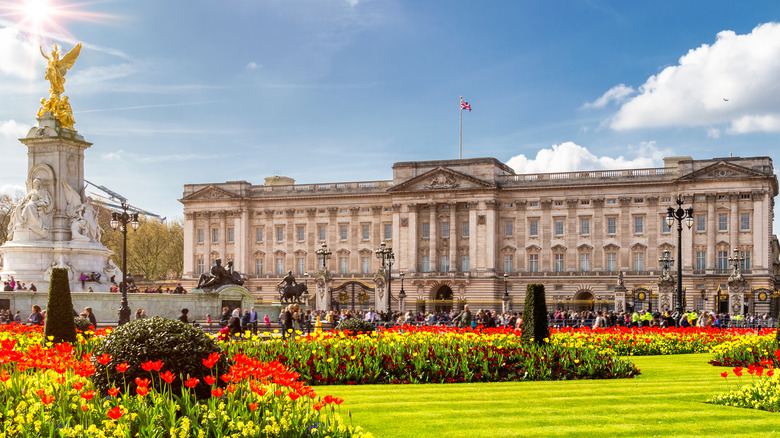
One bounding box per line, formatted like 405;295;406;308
44;268;77;344
101;217;184;281
0;192;23;246
520;283;550;345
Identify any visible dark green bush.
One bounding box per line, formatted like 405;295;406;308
74;317;92;335
520;283;549;345
44;268;76;344
90;317;228;399
335;317;376;335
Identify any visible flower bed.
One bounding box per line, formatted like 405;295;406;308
222;327;640;385
709;335;779;367
0;326;371;437
549;326;775;356
709;349;780;412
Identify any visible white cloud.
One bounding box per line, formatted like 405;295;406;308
0;119;30;138
727;114;780;134
707;128;721;139
246;62;261;70
0;26;43;79
0;184;24;197
506;141;668;174
609;22;780;133
582;84;635;109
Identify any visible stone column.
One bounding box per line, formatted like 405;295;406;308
407;203;418;273
449;202;457;271
484;200;498;272
752;190;766;272
468;202;478;274
219;210;227;261
592;199;604;269
540;199;552;271
565;199;578;271
707;193;716;269
646;197;659;264
515;201;527;270
203;211;212;265
263;209;275;273
618;197;631;270
315;269;333;311
183;212;195;278
429;203;437;272
285;208;296;271
238;209;249;275
729;193;739;251
306;208;317;272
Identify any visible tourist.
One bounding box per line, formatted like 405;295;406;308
29;283;37;291
135;309;144;320
219;307;230;327
453;305;472;328
83;307;97;328
87;287;93;292
228;315;242;338
14;311;22;324
27;305;44;326
249;307;257;333
263;313;271;329
206;314;213;330
178;308;189;324
79;273;86;289
174;283;185;294
231;307;240;318
3;282;12;291
15;282;22;291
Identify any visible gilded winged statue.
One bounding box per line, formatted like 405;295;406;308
38;42;81;129
40;42;81;97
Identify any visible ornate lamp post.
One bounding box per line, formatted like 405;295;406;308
728;246;745;277
109;203;139;325
665;195;694;326
398;271;406;313
658;249;674;273
316;243;332;270
502;273;510;312
375;241;394;316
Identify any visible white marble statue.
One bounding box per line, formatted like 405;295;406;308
62;181;102;243
7;178;53;240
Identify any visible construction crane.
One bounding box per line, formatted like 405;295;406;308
84;180;166;223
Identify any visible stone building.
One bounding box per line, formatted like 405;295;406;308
179;156;778;315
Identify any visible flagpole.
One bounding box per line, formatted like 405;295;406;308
459;96;463;160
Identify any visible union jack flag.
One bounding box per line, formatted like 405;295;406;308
460;99;471;111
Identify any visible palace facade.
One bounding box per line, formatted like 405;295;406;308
180;156;778;315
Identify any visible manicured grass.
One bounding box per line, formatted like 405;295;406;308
321;354;780;437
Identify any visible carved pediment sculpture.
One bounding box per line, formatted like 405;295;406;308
425;172;460;189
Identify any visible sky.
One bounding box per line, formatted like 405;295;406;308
1;0;779;233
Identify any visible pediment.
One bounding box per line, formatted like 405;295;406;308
678;161;767;181
388;167;496;192
181;185;240;201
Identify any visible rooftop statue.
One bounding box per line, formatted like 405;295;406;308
39;42;81;130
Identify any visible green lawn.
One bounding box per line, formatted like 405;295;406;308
320;354;780;437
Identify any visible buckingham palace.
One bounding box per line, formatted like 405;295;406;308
179;155;778;315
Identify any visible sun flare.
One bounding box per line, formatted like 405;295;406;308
0;0;114;40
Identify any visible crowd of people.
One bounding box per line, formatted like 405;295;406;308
2;275;37;291
549;309;775;329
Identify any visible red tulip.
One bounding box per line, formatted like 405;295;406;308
136;386;149;396
720;372;728;378
80;390;96;400
115;363;129;373
41;394;55;404
97;353;111;365
160;370;176;383
204;375;217;385
211;388;224;398
249;402;258;410
107;406;122;420
108;387;120;396
135;377;151;387
185;378;199;388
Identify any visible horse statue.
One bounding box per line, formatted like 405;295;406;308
279;283;308;303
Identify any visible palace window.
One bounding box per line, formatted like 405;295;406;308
196;258;204;275
554;220;564;236
529;220;539;237
339;257;348;274
607;217;617;235
718;214;728;232
296;257;305;275
634;216;644;234
503;255;513;273
633;252;644;271
421;256;430;272
461;255;469;272
740;213;751;231
441;255;451;272
227;227;234;243
384;223;392;240
318;225;326;241
696;214;706;232
211;228;219;243
606;253;617;272
276;226;284;243
339;225;348;241
579;253;590;272
361;224;370;241
296;225;305;242
255;259;263;276
504;220;512;237
256;227;263;243
695;251;706;270
529;254;539;272
717;250;729;270
361;257;370;274
662;218;671;233
553;254;564;272
580;218;590;236
441;221;450;238
741;250;751;270
275;258;284;275
197;229;204;243
462;221;469;238
422;222;430;239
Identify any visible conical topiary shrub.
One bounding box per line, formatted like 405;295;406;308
44;268;77;344
520;283;549;345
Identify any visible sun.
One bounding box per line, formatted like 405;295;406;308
0;0;114;41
